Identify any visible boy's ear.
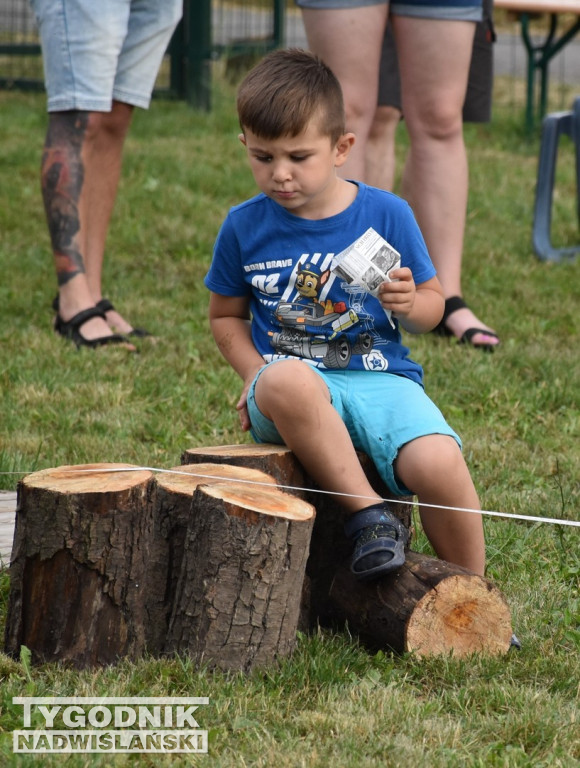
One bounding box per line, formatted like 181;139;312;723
239;132;247;146
334;132;356;168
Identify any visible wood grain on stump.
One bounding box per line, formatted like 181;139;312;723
327;551;513;657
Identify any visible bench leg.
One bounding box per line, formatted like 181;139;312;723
532;110;580;262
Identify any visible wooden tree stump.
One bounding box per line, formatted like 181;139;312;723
165;482;315;672
4;464;153;667
326;551;513;657
146;463;279;653
181;443;415;632
182;443;306;492
5;448;514;666
181;444;513;657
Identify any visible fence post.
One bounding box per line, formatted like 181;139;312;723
186;0;212;111
273;0;286;48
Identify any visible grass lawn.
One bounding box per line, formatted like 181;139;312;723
0;69;578;766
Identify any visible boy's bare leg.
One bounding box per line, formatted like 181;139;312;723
395;434;485;575
254;360;381;512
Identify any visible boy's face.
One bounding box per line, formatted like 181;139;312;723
239;119;354;219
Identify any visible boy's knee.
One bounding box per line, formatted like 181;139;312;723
255;360;328;408
397;434;465;484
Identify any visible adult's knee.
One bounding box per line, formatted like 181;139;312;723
408;103;463;144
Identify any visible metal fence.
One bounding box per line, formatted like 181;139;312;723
0;0;286;109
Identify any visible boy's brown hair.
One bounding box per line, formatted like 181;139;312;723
237;48;346;144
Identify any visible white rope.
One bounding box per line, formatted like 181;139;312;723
37;464;580;529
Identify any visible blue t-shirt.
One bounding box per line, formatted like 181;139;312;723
205;182;436;385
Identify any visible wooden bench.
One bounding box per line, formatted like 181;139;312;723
494;0;580;131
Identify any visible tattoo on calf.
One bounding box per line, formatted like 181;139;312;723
41;112;89;285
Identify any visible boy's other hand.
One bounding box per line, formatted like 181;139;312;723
236;385;252;432
377;267;415;317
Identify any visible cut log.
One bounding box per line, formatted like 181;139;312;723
181;443;306;493
181;445;416;632
181;443;412;526
4;463;153;667
326;551;513;657
180;446;512;657
145;463;279;653
165;481;315;672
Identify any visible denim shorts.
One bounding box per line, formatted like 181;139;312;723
295;0;482;21
246;363;461;496
30;0;182;111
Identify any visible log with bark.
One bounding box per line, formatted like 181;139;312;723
4;460;316;671
182;444;513;657
146;462;281;654
165;481;315;672
4;446;514;667
4;464;154;667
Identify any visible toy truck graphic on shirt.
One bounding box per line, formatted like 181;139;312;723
268;261;374;369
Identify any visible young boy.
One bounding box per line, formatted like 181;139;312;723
205;48;485;582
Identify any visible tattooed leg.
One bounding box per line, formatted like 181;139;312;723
42;112;88;287
42;110;135;347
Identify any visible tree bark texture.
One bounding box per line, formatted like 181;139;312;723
4;464;153;667
165;482;315;671
146;462;280;654
5;446;513;667
180;443;415;632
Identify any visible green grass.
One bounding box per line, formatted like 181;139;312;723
0;72;579;766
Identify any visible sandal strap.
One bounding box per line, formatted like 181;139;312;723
96;298;115;314
60;306;107;329
442;295;468;323
460;327;499;344
344;504;405;540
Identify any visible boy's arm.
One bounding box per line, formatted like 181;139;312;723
209;292;266;431
377;269;444;334
209;292;265;380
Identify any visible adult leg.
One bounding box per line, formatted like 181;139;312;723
82;101;135;334
42;109;133;346
366;105;401;190
394;16;498;347
395;434;485;575
300;6;388;180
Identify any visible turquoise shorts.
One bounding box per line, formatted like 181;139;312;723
30;0;182;111
246;363;461;496
295;0;482;21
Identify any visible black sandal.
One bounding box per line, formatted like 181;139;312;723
54;306;133;349
97;298;152;339
433;296;499;352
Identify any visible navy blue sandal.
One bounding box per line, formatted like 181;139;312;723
344;504;408;582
